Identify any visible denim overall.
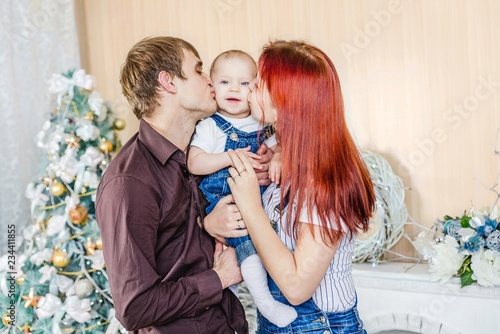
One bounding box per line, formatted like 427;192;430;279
257;197;366;334
199;114;270;264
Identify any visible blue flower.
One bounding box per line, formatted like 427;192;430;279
444;219;462;239
462;234;486;253
476;218;499;237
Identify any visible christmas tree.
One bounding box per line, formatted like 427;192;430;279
0;69;125;333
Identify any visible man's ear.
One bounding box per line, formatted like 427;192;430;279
158;71;177;93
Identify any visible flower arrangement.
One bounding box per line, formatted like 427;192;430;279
429;206;500;287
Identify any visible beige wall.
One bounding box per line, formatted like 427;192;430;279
77;0;500;258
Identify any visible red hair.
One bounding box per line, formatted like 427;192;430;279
258;40;375;244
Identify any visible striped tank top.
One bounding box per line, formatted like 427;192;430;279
262;183;357;312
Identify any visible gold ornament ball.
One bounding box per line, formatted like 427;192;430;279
113;118;126;130
16;275;25;285
50;181;66;197
52;249;71;268
99;140;113;153
69;205;88;225
2;313;13;326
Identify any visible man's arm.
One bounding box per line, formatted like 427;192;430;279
96;177;239;330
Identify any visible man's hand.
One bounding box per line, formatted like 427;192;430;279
255;144;274;186
204;194;248;243
212;241;242;289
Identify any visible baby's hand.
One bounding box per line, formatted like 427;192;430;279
269;151;282;184
235;147;263;170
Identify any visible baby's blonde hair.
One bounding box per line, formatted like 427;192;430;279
210;50;257;77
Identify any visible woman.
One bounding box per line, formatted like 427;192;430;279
225;40;375;333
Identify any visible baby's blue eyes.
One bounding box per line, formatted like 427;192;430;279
219;80;250;86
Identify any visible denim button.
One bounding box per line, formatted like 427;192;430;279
323;331;330;334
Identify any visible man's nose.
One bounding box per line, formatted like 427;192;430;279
203;72;213;86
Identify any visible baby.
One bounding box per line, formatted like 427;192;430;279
188;50;296;327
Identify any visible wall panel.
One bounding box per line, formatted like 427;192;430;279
78;0;500;259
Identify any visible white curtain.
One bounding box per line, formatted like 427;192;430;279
0;0;80;253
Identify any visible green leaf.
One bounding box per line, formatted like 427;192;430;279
460;215;471;228
444;215;454;221
460;270;476;288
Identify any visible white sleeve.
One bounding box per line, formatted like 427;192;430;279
299;204;349;232
190;118;218;153
264;133;278;149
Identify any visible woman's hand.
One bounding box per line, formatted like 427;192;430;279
204;194;248;243
226;149;264;218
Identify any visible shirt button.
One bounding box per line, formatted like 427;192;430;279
323;331;330;334
177;152;182;157
320;316;326;323
205;306;210;310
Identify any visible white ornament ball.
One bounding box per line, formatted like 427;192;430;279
74;278;94;298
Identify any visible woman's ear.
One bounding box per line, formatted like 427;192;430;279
158;71;177;93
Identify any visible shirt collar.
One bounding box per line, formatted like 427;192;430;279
138;119;180;165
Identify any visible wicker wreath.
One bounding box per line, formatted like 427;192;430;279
353;150;408;263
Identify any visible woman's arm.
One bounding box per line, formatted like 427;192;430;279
226;149;340;305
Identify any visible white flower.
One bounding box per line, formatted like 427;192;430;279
410;231;435;260
25;183;49;214
471;249;500;287
36;293;61;319
80;147;104;168
88;91;104;116
30;248;53;266
46;215;67;236
23;225;38;241
14;255;27;275
55;274;74;294
38;265;57;283
429;235;465;283
34;235;47;252
49;153;80;184
48;73;71;94
82;170;99;189
71;69;95;91
65;295;92;323
458;228;476;242
64;193;80;213
36;120;52;148
48;69;94;96
87;250;105;270
469;216;485;229
76;119;100;141
46;125;69;156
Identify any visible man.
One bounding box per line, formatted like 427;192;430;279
96;37;271;333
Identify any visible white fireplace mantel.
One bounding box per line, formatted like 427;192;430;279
352;262;500;334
